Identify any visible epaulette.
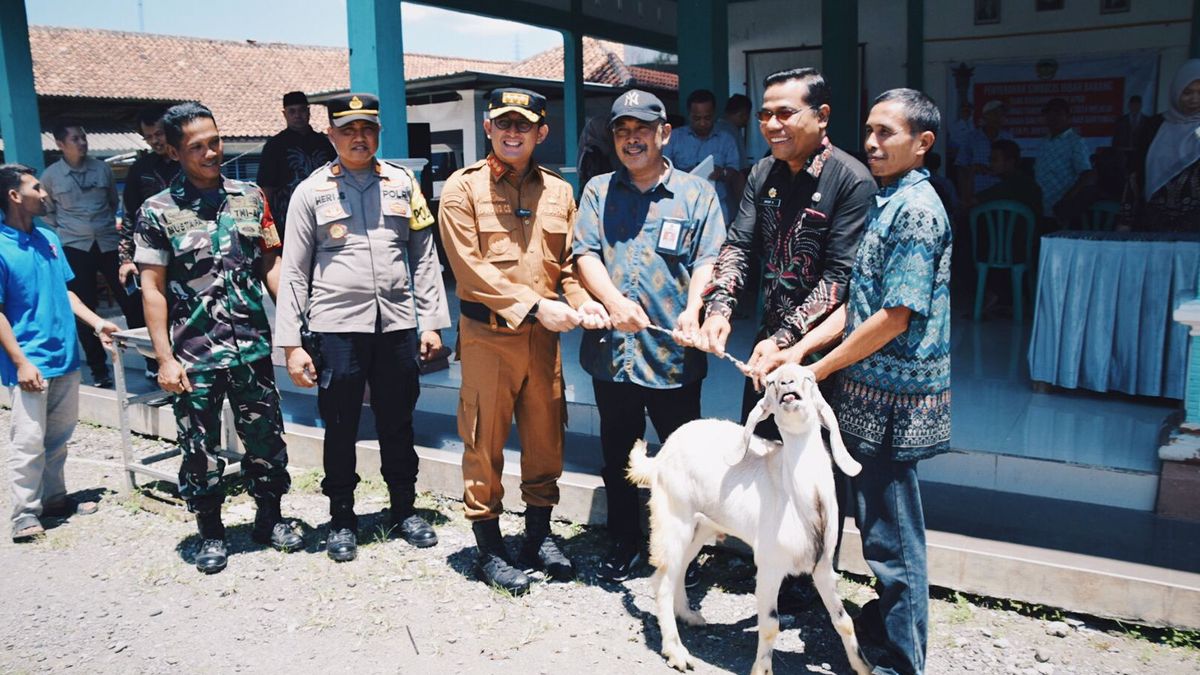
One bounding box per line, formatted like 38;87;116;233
537;165;566;181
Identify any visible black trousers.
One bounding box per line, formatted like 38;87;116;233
593;378;702;544
64;243;146;372
316;329;421;505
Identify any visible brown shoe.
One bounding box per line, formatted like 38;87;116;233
12;522;45;542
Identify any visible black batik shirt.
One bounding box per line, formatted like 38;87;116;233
703;138;876;347
119;152;180;264
256;126;336;233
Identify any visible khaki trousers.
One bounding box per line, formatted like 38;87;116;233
457;316;565;521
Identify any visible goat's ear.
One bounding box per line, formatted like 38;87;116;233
806;377;862;477
733;396;772;465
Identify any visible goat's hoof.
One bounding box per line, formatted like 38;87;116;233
679;608;707;627
749;661;773;675
663;644;695;671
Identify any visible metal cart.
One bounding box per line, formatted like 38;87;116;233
111;327;243;492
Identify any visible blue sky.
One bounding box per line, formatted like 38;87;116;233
24;0;563;61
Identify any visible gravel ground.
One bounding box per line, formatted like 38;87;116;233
1;412;1197;675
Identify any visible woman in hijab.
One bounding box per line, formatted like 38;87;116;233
1119;59;1200;231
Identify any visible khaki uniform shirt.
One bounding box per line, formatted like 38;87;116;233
41;157;120;252
275;158;450;346
438;156;589;327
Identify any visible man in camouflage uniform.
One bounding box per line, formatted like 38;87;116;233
135;102;303;574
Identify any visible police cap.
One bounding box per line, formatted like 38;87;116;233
486;88;547;124
326;93;380;128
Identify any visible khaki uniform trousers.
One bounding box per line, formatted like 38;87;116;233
457;315;565;521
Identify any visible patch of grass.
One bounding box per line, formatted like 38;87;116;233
292;468;324;494
358;478;389;499
948;592;974;624
119;490;147;515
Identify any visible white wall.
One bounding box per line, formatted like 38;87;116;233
406;88;480;164
727;0;1192;145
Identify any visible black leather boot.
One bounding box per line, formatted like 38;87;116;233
327;496;357;562
472;519;530;595
517;505;575;582
194;509;227;574
388;486;437;548
251;497;304;552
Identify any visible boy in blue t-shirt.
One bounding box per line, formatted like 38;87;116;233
0;164;119;542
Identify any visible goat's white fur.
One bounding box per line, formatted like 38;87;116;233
628;364;872;675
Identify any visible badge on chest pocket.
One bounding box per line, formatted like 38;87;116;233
656;218;695;256
381;181;412;218
314;186;351;225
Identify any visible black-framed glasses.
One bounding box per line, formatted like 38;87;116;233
492;117;536;133
756;106;818;123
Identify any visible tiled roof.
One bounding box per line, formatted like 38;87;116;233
506;37;677;91
26;26;675;140
28;26;512;138
626;65;679;90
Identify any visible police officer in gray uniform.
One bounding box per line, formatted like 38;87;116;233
276;93;451;562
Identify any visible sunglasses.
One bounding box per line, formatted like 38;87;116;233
492;117;536;133
756;107;819;123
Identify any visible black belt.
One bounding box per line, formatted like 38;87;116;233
459;300;533;328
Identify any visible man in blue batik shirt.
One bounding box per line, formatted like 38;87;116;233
762;88;952;675
573;89;726;582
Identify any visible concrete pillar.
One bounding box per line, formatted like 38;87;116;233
822;0;860;153
907;0;924;91
347;0;408;159
0;1;43;170
562;28;585;193
676;0;729;106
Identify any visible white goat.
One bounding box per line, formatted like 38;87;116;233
627;363;872;675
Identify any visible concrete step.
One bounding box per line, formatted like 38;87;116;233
41;382;1200;631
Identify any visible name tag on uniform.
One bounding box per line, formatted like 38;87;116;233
227;195;262;237
656;218;693;256
760;197;782;208
314;186;351;224
162;209;205;238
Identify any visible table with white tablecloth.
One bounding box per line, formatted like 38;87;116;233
1028;231;1200;399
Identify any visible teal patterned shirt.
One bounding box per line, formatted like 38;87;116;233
836;168;952;460
574;161;726;388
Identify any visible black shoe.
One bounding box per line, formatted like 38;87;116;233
475;550;532;595
684;559;701;589
326;527;357;562
854;598;887;647
394;513;438;548
518;537;576;581
597;539;643;582
251;499;304;552
195;539;228;574
518;506;574;582
252;522;304;552
777;575;819;615
472;520;530;596
91;368;113;389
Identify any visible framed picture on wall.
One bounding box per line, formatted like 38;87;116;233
1036;0;1064;10
1101;0;1130;13
975;0;1000;24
